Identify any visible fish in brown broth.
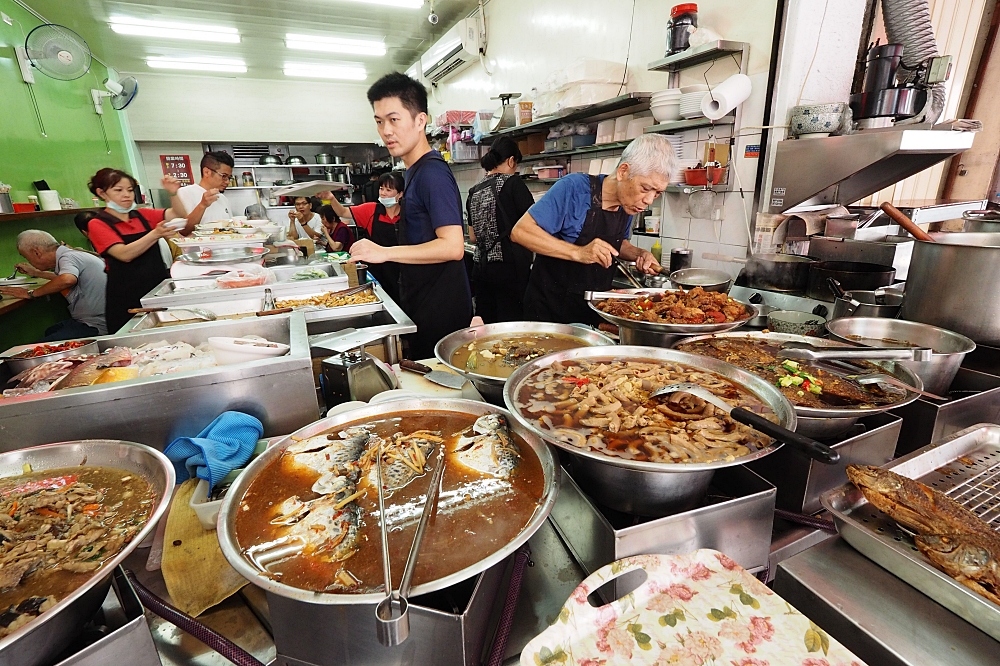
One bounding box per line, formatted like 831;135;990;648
846;464;992;537
366;430;441;492
454;413;520;479
915;533;1000;606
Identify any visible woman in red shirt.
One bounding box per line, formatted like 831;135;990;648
85;168;191;332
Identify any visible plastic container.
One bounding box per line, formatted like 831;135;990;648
215;265;271;289
684;166;727;186
12;203;35;213
666;3;698;55
651;240;662;264
208;335;290;365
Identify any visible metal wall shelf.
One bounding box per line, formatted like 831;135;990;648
480;93;651;142
648;40;750;72
644;116;736;134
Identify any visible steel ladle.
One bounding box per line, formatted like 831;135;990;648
649;382;840;464
375;442;448;646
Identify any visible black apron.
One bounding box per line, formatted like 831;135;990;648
397;152;472;360
366;202;401;304
95;211;170;332
522;175;631;325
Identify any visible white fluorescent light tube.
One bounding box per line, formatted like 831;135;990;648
331;0;423;7
286;33;386;56
147;56;247;73
283;63;367;80
110;16;240;43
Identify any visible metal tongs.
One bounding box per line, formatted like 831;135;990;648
583;290;647;301
776;341;932;363
808;358;946;400
375;441;447;646
649;383;840;464
613;258;644;289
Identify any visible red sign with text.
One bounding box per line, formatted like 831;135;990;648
159;154;193;185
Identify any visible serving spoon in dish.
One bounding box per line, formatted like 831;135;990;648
649;382;840;464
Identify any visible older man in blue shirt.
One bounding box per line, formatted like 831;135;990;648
511;134;676;324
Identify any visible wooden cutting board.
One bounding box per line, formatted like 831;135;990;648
161;479;247;617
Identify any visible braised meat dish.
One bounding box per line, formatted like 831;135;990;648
594;288;750;325
511;358;776;464
675;337;906;409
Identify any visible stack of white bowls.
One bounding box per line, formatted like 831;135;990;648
650;89;682;123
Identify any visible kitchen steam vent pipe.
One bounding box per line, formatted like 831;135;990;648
881;0;946;124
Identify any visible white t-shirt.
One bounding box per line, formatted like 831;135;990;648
177;183;233;224
293;213;324;239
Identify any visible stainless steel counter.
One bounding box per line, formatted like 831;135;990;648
774;537;1000;666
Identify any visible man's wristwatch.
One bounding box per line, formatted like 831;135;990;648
27;290;35;299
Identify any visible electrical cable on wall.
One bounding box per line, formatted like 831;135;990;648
478;0;493;76
617;0;638;96
795;0;831;107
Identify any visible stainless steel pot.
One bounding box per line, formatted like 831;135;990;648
830;289;903;319
962;210;1000;233
586;288;757;349
825;317;975;395
217;399;558;604
434;322;615;404
669;268;732;292
901;232;1000;344
673;331;923;438
315;153;335;165
0;440;173;666
744;254;815;293
503;346;798;515
259;155;283;165
1;340;100;375
806;261;896;301
286;156;307;166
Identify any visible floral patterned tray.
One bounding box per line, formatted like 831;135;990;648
521;549;865;666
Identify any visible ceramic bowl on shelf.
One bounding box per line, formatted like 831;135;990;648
651;103;682;122
767;310;827;336
788;103;851;137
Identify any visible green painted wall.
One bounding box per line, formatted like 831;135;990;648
0;0;131;206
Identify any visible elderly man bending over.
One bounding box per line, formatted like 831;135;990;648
1;230;108;340
511;133;676;325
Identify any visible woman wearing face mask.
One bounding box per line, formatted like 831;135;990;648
467;137;535;322
322;171;404;302
85;168;192;332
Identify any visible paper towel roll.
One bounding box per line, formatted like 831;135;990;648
38;190;61;211
701;74;752;121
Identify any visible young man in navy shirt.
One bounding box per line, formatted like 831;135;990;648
350;73;472;359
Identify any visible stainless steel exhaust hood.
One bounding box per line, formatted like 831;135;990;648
766;125;975;214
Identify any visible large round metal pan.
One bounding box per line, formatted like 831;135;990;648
672;331;923;437
217;399;558;605
434;322;616;403
1;340;99;375
502;345;798;474
586;288;757;335
0;440;174;666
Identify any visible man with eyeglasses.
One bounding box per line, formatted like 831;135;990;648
177;151;234;225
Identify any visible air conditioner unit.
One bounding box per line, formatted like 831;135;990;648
420;17;481;85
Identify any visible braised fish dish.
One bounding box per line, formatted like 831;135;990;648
450;333;592;379
234;411;545;594
594;288;750;325
510;358;776;464
0;466;156;637
675;337;906;409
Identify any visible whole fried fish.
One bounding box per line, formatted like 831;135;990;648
846;464;993;537
915;533;1000;606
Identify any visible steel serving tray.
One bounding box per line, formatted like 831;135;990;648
216;399;558;605
586;288;757;335
503;345;798;474
0;440;173;666
821;423;1000;642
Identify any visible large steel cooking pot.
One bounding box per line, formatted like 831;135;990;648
217;399;558;604
503;345;797;515
962;210;1000;233
902;232;1000;345
434;322;614;404
743;254;815;293
806;261;896;301
825;317;975;395
0;440;173;666
673;331;923;438
586;288;757;347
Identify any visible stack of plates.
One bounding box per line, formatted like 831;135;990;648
650;88;682;123
663;134;684;158
679;92;707;119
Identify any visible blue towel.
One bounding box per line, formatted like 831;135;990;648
165;412;263;491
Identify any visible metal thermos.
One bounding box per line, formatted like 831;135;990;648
670;247;693;273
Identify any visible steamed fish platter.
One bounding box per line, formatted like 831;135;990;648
2;341;217;399
595;287;750;325
847;464;1000;607
0;466;156;638
511;358;775;464
234;411;545;594
451;333;592;379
